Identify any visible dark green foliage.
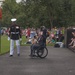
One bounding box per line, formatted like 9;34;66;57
1;0;75;28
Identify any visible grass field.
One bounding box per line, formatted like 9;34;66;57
0;35;29;55
0;35;10;55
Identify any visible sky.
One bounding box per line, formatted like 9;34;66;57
16;0;21;3
16;0;26;3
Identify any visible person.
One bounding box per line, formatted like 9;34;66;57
30;31;45;57
8;18;22;57
40;26;47;46
29;35;37;56
68;32;75;48
68;38;75;47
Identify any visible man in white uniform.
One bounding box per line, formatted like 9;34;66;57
8;18;22;57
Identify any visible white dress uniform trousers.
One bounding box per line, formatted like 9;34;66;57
10;39;20;55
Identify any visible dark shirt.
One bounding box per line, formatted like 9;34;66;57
9;24;21;40
42;28;47;45
42;28;47;38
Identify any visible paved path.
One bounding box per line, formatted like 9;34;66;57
0;46;75;75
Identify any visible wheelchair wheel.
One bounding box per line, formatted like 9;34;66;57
37;47;48;58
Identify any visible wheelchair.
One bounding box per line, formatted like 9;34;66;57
31;45;48;58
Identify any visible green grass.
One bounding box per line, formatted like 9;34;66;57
0;35;27;55
0;35;10;55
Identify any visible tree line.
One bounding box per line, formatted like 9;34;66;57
1;0;75;29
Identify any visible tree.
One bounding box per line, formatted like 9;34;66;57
1;0;75;28
2;0;21;26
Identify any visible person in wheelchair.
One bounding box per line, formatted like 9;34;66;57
30;31;45;57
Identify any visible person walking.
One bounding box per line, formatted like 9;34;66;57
8;18;22;57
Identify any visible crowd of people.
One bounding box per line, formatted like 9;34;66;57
21;27;65;45
1;25;65;46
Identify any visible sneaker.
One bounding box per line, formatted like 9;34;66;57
9;55;13;57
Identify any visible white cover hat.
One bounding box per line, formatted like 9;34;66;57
11;18;17;22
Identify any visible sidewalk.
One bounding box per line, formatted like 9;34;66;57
0;46;75;75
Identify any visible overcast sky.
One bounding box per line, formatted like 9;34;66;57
16;0;26;3
16;0;21;3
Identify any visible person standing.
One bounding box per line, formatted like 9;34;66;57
8;18;22;57
40;26;47;46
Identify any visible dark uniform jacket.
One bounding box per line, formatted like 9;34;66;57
9;24;22;40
